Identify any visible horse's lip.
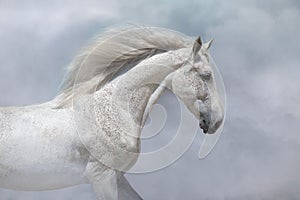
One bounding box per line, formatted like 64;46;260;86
199;123;209;134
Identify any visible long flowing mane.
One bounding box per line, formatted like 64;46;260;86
55;26;193;108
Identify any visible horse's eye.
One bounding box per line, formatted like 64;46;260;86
201;72;211;81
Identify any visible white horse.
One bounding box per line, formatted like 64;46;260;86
0;27;224;199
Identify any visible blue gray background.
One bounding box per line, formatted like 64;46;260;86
0;0;300;199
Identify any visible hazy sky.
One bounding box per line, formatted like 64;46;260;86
0;0;300;199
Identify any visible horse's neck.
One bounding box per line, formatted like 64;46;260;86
108;50;184;129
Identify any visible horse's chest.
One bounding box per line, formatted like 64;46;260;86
75;86;140;171
95;87;140;149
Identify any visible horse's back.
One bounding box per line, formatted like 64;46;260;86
0;103;65;143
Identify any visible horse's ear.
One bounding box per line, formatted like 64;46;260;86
203;39;213;50
192;36;202;55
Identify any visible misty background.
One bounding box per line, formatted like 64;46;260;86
0;0;300;199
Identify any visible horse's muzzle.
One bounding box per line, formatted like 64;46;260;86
199;119;209;134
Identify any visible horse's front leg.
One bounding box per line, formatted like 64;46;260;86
84;159;118;200
117;173;143;200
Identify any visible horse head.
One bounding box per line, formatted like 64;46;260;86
171;37;224;135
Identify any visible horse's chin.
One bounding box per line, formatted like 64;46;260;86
207;119;223;134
